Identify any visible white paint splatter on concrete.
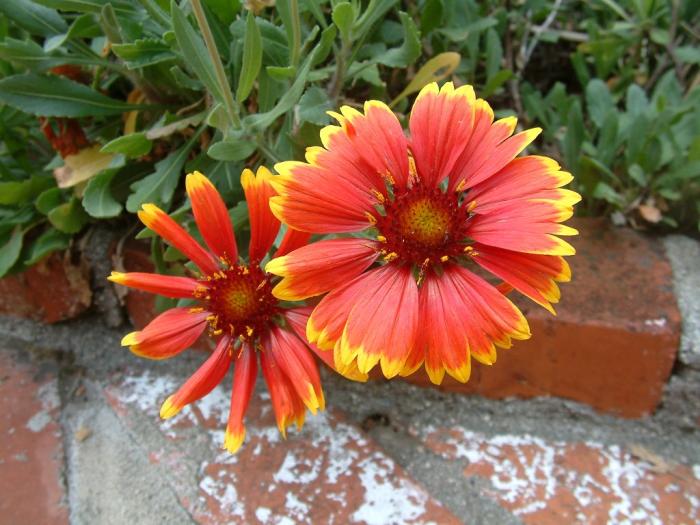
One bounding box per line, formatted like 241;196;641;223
351;453;435;525
424;426;700;524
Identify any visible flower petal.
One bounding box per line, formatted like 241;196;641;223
265;238;380;301
270;160;377;234
241;166;280;262
445;264;530;364
186;171;238;263
224;343;258;454
160;334;232;419
284;307;368;382
337;264;419;378
138;203;219;275
268;325;324;414
306;268;386;351
409;82;476;188
121;307;209;360
269;100;409;233
471;244;571;314
260;343;306;437
108;271;201;298
273;226;312;258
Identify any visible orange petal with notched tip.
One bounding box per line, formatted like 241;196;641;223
241;167;280;262
160;335;233;419
138;203;219;275
224;343;258;454
186;171;238;263
108;271;202;298
121;307;209;360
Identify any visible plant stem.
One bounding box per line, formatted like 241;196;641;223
289;0;302;67
189;0;241;130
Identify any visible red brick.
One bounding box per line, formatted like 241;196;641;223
0;251;91;324
104;369;460;524
405;218;680;417
0;351;68;525
420;425;700;524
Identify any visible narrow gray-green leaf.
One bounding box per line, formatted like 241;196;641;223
171;0;224;104
0;74;149;117
102;132;153;157
374;11;420;67
0;0;67;37
208;139;257;161
126;129;202;212
112;39;176;69
83;168;123;218
237;11;263;103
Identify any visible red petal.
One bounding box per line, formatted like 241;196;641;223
138;203;219;275
285;307;368;382
224;343;258;453
268;325;324;413
273;227;312;258
108;271;201;298
186;171;238;263
409;82;476;188
265;238;379;301
337;264;419;378
260;343;306;437
121;307;209;360
472;244;571;314
445;265;530;362
270;160;377;234
269;100;409;234
160;334;232;419
306;268;385;351
242;167;280;262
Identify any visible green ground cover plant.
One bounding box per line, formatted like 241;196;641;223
0;0;698;278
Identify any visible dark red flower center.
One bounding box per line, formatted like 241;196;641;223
375;183;471;267
197;265;278;341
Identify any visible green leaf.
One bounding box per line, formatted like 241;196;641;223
481;69;513;98
675;46;700;65
0;38;65;71
24;228;70;266
563;101;585;171
0;74;148;117
298;86;332;125
44;13;100;52
332;2;354;43
101;132;153;158
0;0;67;37
420;0;443;34
312;25;337;67
596;111;619;166
626;83;648;117
374;11;420;68
207;139;257;161
244;43;317;130
437;17;497;41
485;28;503;81
592;181;624;206
36;188;64;215
585;79;614;128
126;129;201;212
82;168;123;218
237;11;263;103
112;38;176;68
48;197;89;233
0;176;53;205
0;227;24;278
171;0;225;104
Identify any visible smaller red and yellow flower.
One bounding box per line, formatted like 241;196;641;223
109;169;357;454
266;82;580;385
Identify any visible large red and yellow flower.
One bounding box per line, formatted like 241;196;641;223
265;82;580;385
109;169;354;453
